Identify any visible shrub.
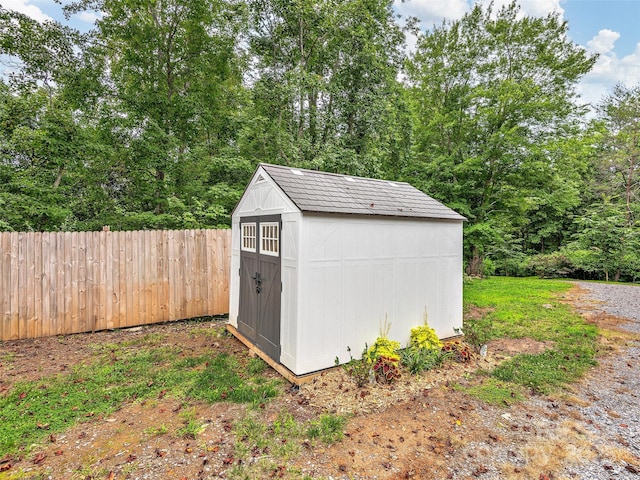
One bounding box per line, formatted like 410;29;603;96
365;315;400;363
526;251;575;278
456;316;493;353
409;324;442;351
366;337;401;363
442;341;473;363
372;356;402;383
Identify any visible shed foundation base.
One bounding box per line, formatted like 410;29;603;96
226;324;336;385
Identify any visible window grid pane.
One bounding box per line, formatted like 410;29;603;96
241;223;256;252
260;222;279;256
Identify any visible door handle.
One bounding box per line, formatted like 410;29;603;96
251;272;262;293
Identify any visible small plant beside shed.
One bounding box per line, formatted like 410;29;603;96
336;312;478;386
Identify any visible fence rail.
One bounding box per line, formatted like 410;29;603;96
0;229;231;341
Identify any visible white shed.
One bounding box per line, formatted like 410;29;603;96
228;163;465;379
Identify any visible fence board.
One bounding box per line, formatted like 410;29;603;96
63;232;72;336
32;232;42;339
1;233;10;340
105;231;113;330
10;233;19;340
0;229;230;341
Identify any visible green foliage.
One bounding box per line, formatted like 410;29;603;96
177;407;205;439
366;337;401;363
306;414;346;444
247;357;268;375
464;277;599;393
189;353;280;404
525;251;576;278
400;348;447;375
457;316;494;353
1;0;637;281
336;346;371;388
409;324;442;351
365;316;401;362
405;1;597;274
461;378;526;406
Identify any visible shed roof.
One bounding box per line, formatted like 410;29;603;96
259;163;465;221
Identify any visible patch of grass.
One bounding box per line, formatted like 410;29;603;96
464;277;598;394
0;345;281;456
461;378;526;406
1;351;16;363
177;407;205;439
306;414;346;444
144;424;169;436
247;357;268;375
189;325;227;339
188;353;280;404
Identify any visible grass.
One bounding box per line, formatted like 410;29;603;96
459;378;526;406
0;344;281;455
229;410;343;478
463;277;599;395
306;414;347;444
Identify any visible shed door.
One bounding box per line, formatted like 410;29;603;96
238;215;281;362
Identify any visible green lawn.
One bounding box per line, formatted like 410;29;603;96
463;276;599;394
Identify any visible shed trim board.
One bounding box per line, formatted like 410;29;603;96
229;164;465;377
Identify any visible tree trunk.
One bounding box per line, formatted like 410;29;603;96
154;169;165;214
467;246;483;277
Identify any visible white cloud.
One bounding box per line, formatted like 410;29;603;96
479;0;564;18
578;37;640;108
393;0;469;29
74;11;100;23
587;29;620;55
0;0;52;22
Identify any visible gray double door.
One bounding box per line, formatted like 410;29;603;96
238;215;281;362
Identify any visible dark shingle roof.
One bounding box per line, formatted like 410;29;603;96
260;163;465;221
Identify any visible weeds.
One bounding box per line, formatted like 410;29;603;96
144;424;169;436
188;353;280;404
177;408;205;439
336;346;371;387
456;316;493;353
247;357;268;375
307;414;346;444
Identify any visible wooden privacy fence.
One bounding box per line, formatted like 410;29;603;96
0;229;231;341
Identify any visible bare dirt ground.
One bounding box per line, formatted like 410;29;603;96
1;283;639;479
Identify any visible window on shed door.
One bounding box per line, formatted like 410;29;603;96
260;222;279;256
241;223;256;252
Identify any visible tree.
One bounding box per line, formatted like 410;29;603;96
62;0;248;228
405;2;596;274
596;83;640;225
245;0;410;176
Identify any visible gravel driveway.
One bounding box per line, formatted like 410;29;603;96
564;282;640;479
447;281;640;480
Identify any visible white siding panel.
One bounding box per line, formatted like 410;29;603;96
228;216;241;328
294;214;463;375
279;212;301;372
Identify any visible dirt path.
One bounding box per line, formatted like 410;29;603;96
1;282;639;479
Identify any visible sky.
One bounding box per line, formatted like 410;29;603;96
2;0;640;111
